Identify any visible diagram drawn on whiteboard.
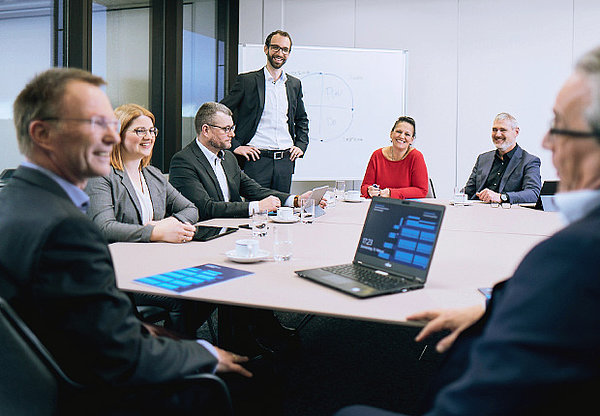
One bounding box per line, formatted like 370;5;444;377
297;72;354;142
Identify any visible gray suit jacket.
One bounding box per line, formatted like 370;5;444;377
0;166;215;385
464;145;542;204
85;166;198;243
169;141;290;220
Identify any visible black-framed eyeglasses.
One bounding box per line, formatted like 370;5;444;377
269;44;290;54
548;119;600;139
548;128;600;139
208;124;235;134
130;127;159;138
40;116;121;132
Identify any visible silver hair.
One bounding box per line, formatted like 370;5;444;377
194;102;233;135
575;46;600;136
493;112;519;129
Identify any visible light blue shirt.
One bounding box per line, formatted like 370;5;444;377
21;161;90;214
554;189;600;224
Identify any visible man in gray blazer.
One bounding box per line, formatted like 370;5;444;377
464;112;542;204
170;102;311;221
0;68;250;411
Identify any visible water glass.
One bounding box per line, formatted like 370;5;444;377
273;226;293;261
325;187;336;208
251;210;268;237
335;180;346;201
300;198;315;224
453;186;468;205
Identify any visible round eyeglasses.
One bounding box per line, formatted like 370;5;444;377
130;127;159;138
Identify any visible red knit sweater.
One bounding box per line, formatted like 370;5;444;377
360;148;429;199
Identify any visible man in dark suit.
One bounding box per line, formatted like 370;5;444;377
335;46;600;415
0;68;251;411
464;112;542;204
220;29;309;193
170;101;311;221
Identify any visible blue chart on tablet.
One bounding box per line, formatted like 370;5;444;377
134;264;253;293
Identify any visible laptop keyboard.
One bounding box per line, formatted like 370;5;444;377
322;264;406;291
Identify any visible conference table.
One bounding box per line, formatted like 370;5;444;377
111;199;564;343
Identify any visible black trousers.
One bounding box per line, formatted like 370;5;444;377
132;292;216;339
243;154;294;193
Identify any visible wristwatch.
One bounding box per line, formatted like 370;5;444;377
500;193;509;203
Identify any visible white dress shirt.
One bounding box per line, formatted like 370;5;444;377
248;67;294;150
129;170;154;224
196;139;260;215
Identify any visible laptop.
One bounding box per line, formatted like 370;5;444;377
295;197;445;298
525;181;559;210
306;185;329;218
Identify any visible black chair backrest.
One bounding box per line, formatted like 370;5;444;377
0;295;232;415
426;178;437;198
0;297;77;416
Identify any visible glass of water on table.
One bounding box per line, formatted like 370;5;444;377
251;210;268;237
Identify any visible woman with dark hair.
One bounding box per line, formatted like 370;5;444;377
85;104;211;338
360;116;429;199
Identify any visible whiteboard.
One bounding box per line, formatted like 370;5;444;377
239;45;408;181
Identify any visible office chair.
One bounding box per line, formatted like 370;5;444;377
426;178;437;198
0;296;233;416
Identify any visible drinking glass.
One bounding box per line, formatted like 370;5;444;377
273;226;293;261
335;180;346;201
251;210;268;237
300;198;315;224
325;187;336;208
453;186;468;205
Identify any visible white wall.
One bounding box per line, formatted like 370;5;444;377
238;0;600;198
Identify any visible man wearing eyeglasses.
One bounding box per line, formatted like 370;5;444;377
335;46;600;416
0;68;252;413
463;112;542;204
170;101;312;221
220;29;309;193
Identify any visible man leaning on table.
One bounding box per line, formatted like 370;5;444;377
464;112;542;204
0;68;251;413
335;46;600;416
169;101;314;221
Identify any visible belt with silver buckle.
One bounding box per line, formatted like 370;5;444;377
260;149;290;160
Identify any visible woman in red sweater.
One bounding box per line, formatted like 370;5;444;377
360;116;429;199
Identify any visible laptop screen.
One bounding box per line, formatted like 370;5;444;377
353;198;445;283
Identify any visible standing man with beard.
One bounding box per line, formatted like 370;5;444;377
463;112;541;204
220;29;309;193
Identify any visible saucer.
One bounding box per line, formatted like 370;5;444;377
449;200;474;206
226;249;270;263
270;215;300;223
343;197;365;203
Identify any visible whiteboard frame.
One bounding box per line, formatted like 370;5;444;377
238;44;409;181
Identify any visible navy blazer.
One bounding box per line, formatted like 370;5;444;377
85;166;198;243
464;145;542;203
419;205;600;415
169;141;290;220
220;68;309;153
0;167;216;385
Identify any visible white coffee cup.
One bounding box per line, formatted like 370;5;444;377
345;190;361;201
277;207;294;221
235;239;260;258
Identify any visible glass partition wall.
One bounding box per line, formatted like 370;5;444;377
0;0;234;173
0;0;54;171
